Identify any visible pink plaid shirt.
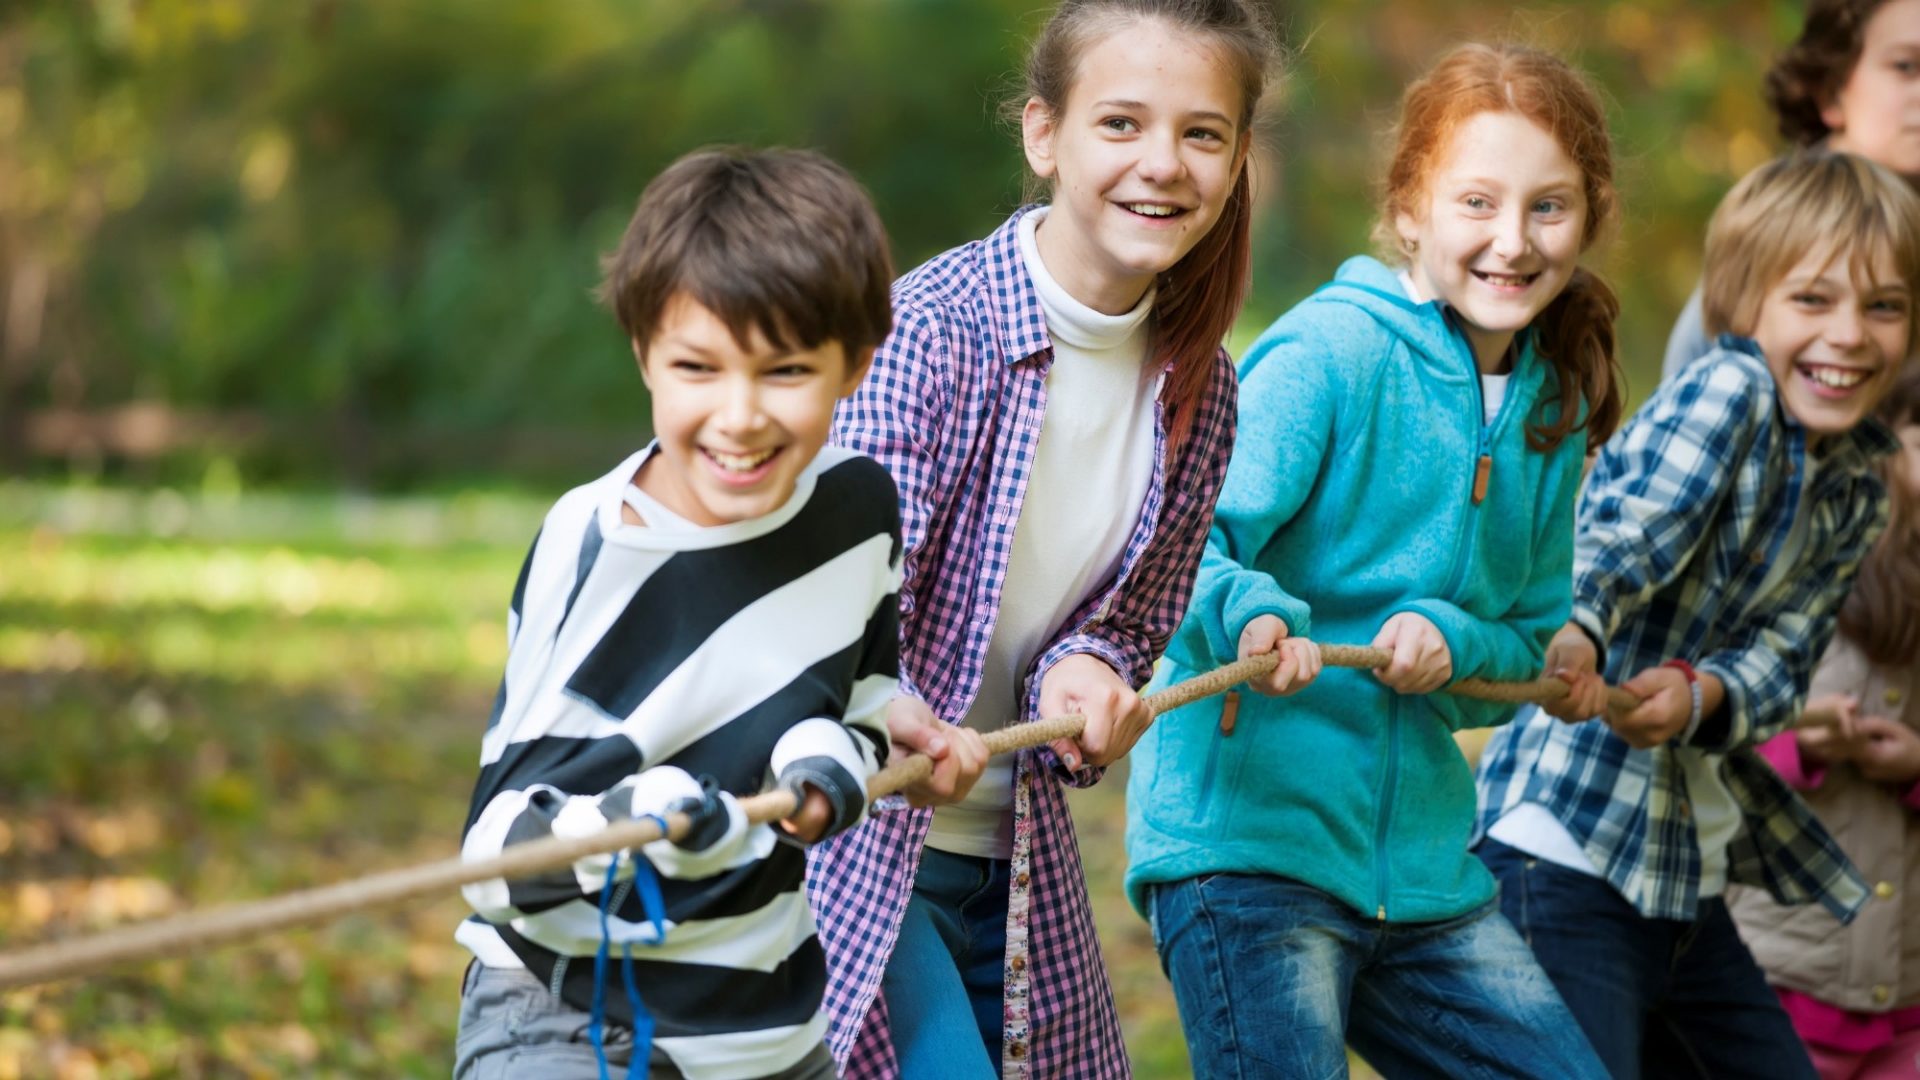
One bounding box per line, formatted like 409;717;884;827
805;207;1237;1078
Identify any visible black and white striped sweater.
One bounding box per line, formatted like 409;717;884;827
457;444;899;1078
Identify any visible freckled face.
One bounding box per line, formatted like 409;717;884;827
1396;111;1589;374
1022;19;1249;314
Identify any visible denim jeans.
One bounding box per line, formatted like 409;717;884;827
1148;871;1607;1080
1477;838;1820;1080
879;848;1011;1079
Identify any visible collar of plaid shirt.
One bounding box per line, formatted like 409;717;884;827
806;205;1238;1078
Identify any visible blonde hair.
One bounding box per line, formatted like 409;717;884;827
1703;150;1920;339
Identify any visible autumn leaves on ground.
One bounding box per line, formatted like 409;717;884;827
0;484;1203;1078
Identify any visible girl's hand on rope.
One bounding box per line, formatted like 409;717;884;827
1852;715;1920;784
778;785;836;844
1369;612;1452;694
1797;687;1858;764
1540;622;1607;722
1043;653;1149;770
885;695;989;808
1237;615;1322;696
1609;666;1724;749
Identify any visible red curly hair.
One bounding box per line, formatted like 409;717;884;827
1376;43;1625;453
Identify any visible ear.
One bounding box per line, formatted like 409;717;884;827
1820;92;1847;136
1233;129;1253;177
840;346;877;398
1022;97;1059;180
1393;208;1420;254
632;337;653;390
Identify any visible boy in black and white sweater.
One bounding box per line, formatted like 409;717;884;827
455;147;901;1080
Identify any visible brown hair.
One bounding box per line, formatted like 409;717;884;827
1017;0;1278;451
1700;150;1920;344
1837;364;1920;665
598;146;894;364
1766;0;1892;146
1375;43;1624;453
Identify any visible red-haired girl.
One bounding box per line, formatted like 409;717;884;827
1124;42;1622;1076
806;2;1276;1076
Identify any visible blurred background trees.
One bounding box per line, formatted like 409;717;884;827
2;0;1802;492
0;3;1844;1074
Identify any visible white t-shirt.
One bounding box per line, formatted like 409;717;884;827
924;207;1160;858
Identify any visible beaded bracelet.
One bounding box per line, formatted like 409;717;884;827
1662;659;1703;743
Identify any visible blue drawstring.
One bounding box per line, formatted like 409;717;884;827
590;853;620;1080
590;816;674;1080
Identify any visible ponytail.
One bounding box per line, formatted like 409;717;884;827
1154;163;1254;454
1528;267;1623;453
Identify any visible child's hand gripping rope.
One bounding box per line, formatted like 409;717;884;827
0;645;1646;993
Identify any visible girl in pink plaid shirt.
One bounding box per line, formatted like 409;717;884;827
805;2;1278;1076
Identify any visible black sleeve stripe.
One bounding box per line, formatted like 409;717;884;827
464;734;643;835
500;792;598;914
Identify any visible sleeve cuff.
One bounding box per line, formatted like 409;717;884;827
1755;730;1827;791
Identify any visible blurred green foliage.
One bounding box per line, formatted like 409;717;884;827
1;0;1815;490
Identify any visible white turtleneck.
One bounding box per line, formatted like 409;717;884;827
925;207;1161;859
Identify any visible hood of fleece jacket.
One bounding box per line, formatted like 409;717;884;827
1301;255;1545;400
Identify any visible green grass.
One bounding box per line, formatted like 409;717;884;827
0;485;1247;1078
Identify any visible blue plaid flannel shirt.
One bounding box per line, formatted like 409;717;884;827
1476;337;1896;921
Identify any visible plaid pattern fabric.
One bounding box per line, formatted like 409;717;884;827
805;207;1237;1079
1476;338;1896;921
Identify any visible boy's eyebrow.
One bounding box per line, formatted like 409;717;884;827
655;334;718;356
1091;99;1234;126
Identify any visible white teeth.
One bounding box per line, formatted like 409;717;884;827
707;448;776;472
1477;272;1532;288
1125;203;1179;217
1803;365;1868;389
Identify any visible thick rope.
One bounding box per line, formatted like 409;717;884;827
0;645;1634;991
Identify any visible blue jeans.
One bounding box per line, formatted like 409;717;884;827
880;848;1010;1079
1149;872;1607;1079
1477;839;1819;1080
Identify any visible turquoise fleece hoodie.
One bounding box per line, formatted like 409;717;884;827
1124;255;1586;923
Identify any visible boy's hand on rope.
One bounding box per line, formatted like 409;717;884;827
1369;612;1452;694
885;695;989;808
1237;615;1322;696
777;785;836;844
1540;622;1608;722
1043;653;1149;770
1609;666;1723;749
1852;715;1920;784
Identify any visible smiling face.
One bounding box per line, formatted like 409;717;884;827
1021;19;1249;314
1396;111;1589;374
1751;245;1913;443
1822;0;1920;180
634;293;869;527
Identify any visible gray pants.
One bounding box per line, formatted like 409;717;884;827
454;962;839;1079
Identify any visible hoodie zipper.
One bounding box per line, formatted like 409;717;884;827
1378;330;1517;921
